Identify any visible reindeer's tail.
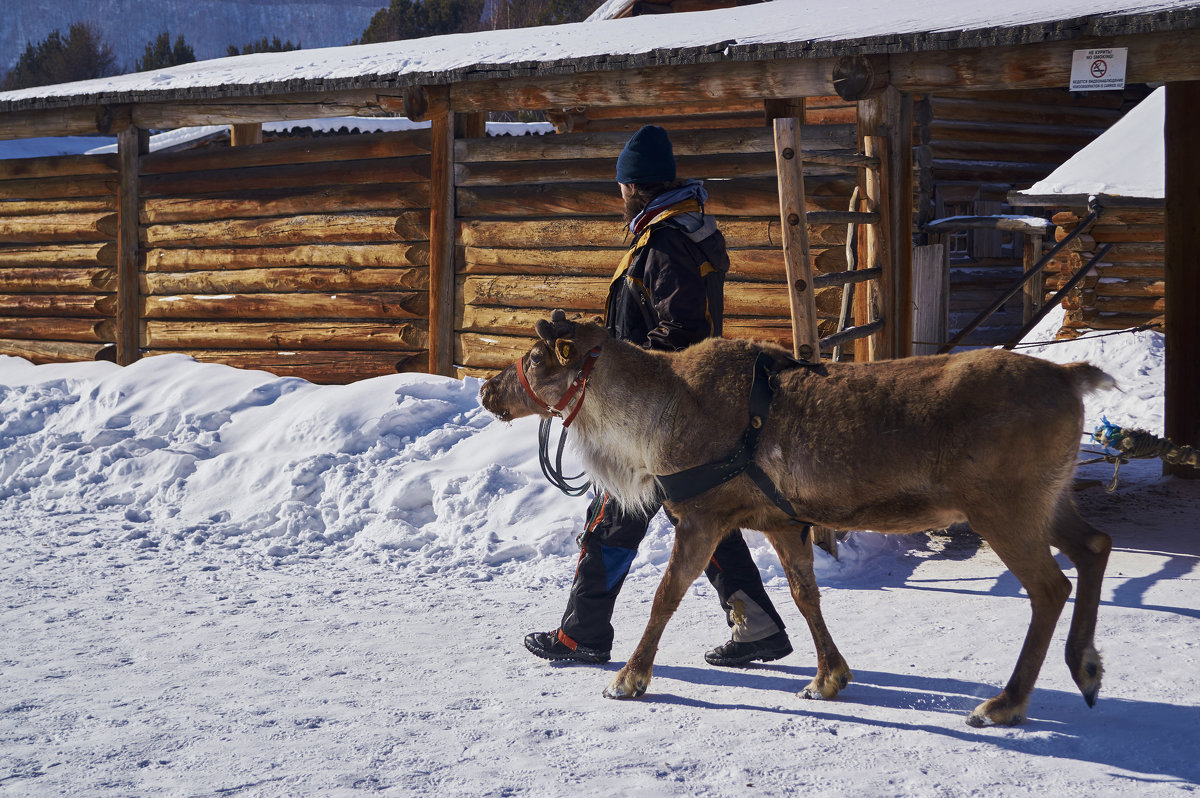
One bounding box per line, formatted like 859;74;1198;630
1065;362;1116;396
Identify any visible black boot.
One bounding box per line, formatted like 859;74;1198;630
705;630;793;667
524;630;610;664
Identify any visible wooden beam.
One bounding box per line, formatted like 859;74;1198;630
451;57;835;112
115;126;147;366
129;89;393;128
1164;81;1200;478
832;55;889;101
0;105;129;141
428;110;456;377
773;117;819;361
892;29;1200;93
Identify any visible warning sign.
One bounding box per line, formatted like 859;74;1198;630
1070;48;1128;91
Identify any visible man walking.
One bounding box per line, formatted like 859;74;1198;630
524;125;793;669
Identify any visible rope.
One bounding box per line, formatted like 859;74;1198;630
538;417;592;497
1089;416;1199;491
1008;322;1162;350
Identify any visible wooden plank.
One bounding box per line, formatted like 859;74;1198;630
911;244;946;355
773;117;819;361
455;124;855;162
163;349;426;383
116;126;145;365
0;243;116;267
0;212;117;243
0;316;113;342
428;110;456;377
455;151;782;186
459;217;838;250
457;274;831;318
143;130;432;175
458;176;854;218
0;267;116;293
139;156;430;196
0;174;117;201
140;183;431;224
143;243;430;272
0;197;117;216
0;337;110;363
0;293;116;316
0;154;117;181
141;292;427;320
141;319;427;350
1164;80;1200;477
142;211;426;247
141;267;428;296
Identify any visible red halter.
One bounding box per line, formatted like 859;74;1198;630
515;346;602;428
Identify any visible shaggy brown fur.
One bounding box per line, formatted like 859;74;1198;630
480;312;1114;727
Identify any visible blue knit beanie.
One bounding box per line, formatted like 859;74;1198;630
616;125;676;185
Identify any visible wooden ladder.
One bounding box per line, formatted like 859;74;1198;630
772;117;891;557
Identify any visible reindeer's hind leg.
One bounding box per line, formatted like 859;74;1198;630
968;509;1072;727
603;516;725;700
764;528;852;700
1048;497;1111;708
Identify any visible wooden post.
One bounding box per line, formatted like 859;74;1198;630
428;110;456;377
1164;81;1200;478
773;117;819;361
764;98;805;124
116;126;147;366
1022;232;1045;324
857;87;913;360
911;243;945;355
230;123;263;146
857;135;889;362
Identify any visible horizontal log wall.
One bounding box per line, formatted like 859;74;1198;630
1041;204;1166;337
138;130;433;383
453;123;857;375
0;154;118;363
920;87;1148;345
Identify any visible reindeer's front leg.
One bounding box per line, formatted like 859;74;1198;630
604;516;725;699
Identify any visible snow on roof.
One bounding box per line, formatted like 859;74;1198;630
0;0;1195;112
1016;87;1165;201
72;117;553;156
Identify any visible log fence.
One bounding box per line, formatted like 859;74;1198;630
2;116;885;382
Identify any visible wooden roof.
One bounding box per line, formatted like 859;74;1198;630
1;0;1198;139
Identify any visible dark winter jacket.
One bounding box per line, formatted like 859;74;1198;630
605;196;731;351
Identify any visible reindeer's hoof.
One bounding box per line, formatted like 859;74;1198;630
966;693;1029;727
799;667;852;700
1070;646;1103;708
603;667;650;700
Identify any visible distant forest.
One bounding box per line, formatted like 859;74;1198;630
1;0;593;91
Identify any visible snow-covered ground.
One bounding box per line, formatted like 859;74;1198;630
1;309;1197;796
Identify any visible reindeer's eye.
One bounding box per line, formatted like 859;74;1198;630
529;348;545;367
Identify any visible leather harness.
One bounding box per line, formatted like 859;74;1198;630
656;351;818;541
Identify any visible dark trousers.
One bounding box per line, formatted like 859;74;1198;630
559;491;787;652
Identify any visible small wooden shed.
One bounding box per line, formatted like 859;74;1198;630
0;0;1197;473
1009;87;1166;339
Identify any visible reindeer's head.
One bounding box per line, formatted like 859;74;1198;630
479;310;607;424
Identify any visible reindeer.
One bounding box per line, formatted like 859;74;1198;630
479;310;1114;727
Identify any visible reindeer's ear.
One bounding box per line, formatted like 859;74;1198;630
535;318;554;342
555;339;576;365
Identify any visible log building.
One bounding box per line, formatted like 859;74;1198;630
0;0;1197;475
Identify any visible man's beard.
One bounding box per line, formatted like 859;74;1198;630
622;192;649;224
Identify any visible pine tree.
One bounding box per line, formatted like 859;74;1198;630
136;32;197;72
226;37;301;57
357;0;485;44
1;22;117;90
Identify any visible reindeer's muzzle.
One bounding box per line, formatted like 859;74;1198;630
479;364;520;422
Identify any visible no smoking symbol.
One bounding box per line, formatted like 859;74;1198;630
1091;59;1108;78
